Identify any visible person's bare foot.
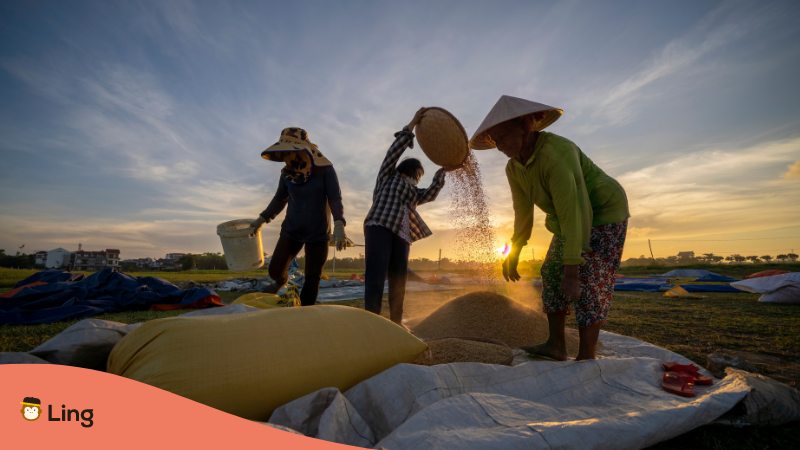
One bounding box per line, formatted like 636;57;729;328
521;342;568;361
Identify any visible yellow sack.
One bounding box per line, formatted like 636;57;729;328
107;305;426;420
231;292;283;309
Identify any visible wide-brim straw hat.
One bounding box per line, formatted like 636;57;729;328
415;107;470;168
261;127;332;167
469;95;563;150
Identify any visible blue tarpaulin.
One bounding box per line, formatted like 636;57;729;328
0;268;222;325
677;284;743;293
613;277;672;292
660;269;738;282
614;273;745;293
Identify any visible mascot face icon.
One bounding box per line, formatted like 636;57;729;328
21;397;42;421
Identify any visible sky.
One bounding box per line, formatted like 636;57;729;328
1;0;799;262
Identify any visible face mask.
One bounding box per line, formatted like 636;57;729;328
282;151;312;184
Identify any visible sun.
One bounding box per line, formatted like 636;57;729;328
497;243;511;256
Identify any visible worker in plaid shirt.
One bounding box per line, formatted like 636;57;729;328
363;108;451;325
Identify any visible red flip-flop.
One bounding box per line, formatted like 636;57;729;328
663;362;713;386
662;371;695;397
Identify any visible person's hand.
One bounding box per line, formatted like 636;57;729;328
562;264;581;300
407;107;428;130
249;216;266;237
333;220;348;251
502;246;522;282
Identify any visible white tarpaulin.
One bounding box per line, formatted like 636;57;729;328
269;331;787;449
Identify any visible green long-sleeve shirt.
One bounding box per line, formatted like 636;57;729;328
506;132;629;265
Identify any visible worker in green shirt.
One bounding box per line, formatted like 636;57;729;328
470;95;630;360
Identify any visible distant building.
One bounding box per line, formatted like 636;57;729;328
157;257;182;271
70;248;121;271
34;251;47;267
120;256;181;271
121;258;154;270
165;253;186;261
45;248;72;268
677;251;695;260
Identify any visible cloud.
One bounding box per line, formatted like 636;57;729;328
784;160;800;179
618;135;800;240
572;2;777;133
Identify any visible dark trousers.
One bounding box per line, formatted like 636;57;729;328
364;225;410;323
267;235;328;306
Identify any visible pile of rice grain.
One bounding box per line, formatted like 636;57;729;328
411;291;580;355
413;338;513;366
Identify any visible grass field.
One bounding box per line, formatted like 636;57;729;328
1;265;798;448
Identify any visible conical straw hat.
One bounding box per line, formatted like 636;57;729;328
415;107;469;168
469;95;563;150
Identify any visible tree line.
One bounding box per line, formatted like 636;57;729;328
622;252;799;266
2;248;799;271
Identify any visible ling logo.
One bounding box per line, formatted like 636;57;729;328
20;396;94;427
21;397;42;421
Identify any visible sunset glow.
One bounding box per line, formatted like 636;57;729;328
1;1;799;261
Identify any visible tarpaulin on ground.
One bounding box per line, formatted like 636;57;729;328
660;269;738;282
13;269;86;287
269;331;800;449
614;275;745;293
678;284;743;293
614;277;672;292
0;268;222;325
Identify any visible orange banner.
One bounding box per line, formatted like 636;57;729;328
1;364;356;449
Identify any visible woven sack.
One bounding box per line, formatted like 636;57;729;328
108;305;427;420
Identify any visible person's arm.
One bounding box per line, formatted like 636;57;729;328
416;168;446;205
324;166;349;251
507;163;533;250
324;166;346;225
373;108;427;198
502;163;532;282
374;128;414;197
260;174;290;223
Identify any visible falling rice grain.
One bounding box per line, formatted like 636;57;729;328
446;152;497;281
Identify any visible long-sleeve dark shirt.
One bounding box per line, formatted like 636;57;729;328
260;165;345;244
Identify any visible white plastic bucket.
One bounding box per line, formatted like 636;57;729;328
216;219;264;271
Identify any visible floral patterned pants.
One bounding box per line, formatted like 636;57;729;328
541;220;628;327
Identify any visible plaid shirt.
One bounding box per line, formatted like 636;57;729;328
364;128;446;242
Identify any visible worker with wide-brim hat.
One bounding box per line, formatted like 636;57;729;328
250;127;348;306
471;95;630;361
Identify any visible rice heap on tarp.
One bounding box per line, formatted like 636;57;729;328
412;291;580;355
413;337;513;366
